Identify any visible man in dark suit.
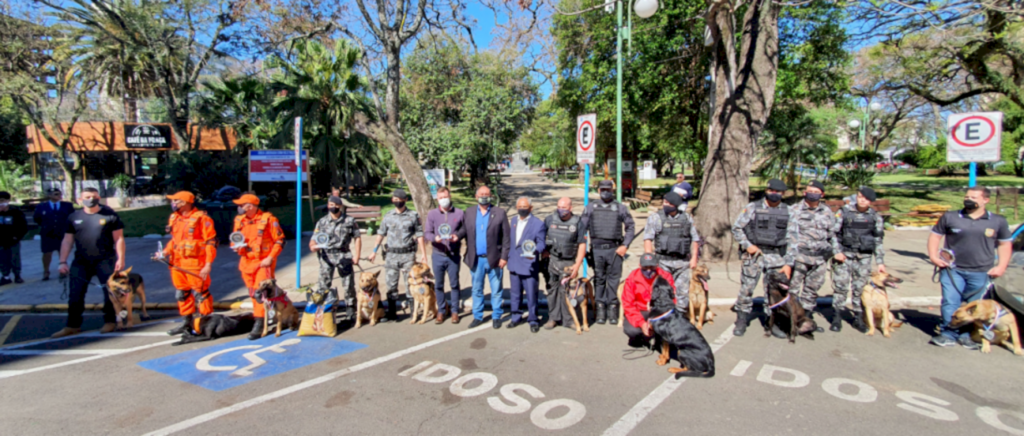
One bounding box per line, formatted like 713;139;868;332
507;197;547;333
33;188;75;281
463;185;510;329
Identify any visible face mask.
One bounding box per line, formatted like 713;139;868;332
600;191;614;202
328;207;341;215
237;207;246;215
804;192;822;203
663;204;677;215
518;209;530;218
82;198;99;208
642;269;656;279
963;199;979;212
766;193;782;203
170;203;179;212
0;202;8;208
393;201;406;209
438;198;451;208
477;197;491;206
557;208;571;219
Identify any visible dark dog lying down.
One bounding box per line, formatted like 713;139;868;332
174;314;256;346
644;277;715;378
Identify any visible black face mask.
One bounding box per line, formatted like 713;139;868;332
600;191;614;202
82;198;99;208
518;209;530;218
963;199;980;212
804;192;822;203
393;201;406;209
766;192;783;203
328;207;341;215
663;204;677;215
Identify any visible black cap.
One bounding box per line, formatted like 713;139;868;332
664;191;684;207
640;253;658;267
807;180;825;192
858;186;877;202
328;196;344;206
0;191;9;200
49;188;62;194
598;180;614;189
767;178;788;192
392;189;409;200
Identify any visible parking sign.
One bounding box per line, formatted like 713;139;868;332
947;112;1002;163
577;114;596;164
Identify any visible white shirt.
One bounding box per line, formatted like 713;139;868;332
516;215;531;245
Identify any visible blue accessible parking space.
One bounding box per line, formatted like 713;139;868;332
138;331;367;391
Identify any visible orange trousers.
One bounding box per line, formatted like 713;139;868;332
171;266;213;318
241;262;276;318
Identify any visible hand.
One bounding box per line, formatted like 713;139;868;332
259;257;273;268
499;259;508;269
746;245;760;255
114;259;124;272
434;235;442;243
833;253;847;263
450;235;459;243
419;256;427;265
641;322;652;337
352;258;360;269
570;265;580;279
58;263;69;275
689;258;698;269
780;265;792;279
199;265;211;281
368;252;377;263
615;246;628;257
877;264;887;274
309;242;319;252
988;265;1008;278
929;254;949;269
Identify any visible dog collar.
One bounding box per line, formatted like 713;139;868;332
768;294;790;310
649;309;674;323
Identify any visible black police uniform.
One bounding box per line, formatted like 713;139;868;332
64;206;123;328
543;212;586;326
0;206;27;281
581;198;636;324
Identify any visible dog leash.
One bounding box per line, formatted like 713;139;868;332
982;306;1006;341
152;257;205;279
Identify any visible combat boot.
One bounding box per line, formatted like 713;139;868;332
851;315;867;333
733;312;750;337
830;313;843;332
595;302;607;325
248;318;265;340
386;296;399;321
167;314;194;336
608;303;620;326
808;312;825;333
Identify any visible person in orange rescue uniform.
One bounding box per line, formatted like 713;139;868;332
232;194;286;340
161;191;218;336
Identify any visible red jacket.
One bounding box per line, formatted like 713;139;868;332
622;267;677;328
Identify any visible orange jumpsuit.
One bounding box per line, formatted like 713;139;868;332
234;210;286;318
162;208;217;324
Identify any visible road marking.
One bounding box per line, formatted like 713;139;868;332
601;326;735;436
0;318;176;350
0;339;178;380
143;324;491;436
730;359;752;377
0;315;21;345
0;349;125;356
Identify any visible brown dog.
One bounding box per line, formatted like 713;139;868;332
860;272;904;337
356;270;384;328
106;267;149;329
951;300;1023;355
688;264;715;329
560;266;595;334
254;279;300;338
408;263;437;325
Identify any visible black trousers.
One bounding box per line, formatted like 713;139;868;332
623;311;655;348
67;257;116;328
592;246;623;305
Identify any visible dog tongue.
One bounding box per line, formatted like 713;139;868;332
700;278;709;292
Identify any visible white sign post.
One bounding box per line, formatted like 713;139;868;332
947;112;1002;187
577;114;596;165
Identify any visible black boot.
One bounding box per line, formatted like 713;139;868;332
167;314;194;336
596;302;607;325
830;313;843;332
248;317;265;340
851;315;867;333
733;312;750;337
608;303;619;326
808;312;825;333
386;296;398;322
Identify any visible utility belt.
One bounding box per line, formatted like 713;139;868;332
656;252;690;261
323;248;350;255
592;239;622;250
388;244;417;254
552;254;576;262
799;247;832;258
756;245;786;256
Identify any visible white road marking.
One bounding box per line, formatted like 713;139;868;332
0;339;178;380
756;364;810;388
0;318;176;350
0;315;22;345
729;359;752;377
142;324;491;436
0;349;125;356
601;326;735;436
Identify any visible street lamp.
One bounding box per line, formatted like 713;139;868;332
634;0;659;18
613;0;658;201
847;101;884;150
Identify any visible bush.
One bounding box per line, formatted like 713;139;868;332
159;151;249;200
0;161;36;200
828;167;875;190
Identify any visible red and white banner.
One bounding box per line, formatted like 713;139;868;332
250;150;308;182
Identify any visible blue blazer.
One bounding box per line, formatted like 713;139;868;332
33;201;75;239
507;215;547;276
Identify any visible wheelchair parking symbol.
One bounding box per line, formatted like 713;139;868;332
139;332;367;391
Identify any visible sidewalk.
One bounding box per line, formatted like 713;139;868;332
0;173;943;311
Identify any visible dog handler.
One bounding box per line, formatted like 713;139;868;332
927;186;1012;348
542;197;587;330
368;189;427;322
829;187;885;333
621;253;676;348
51;188;125;338
310;196;361;320
581;179;636;326
780;180;836;333
730;178;789;337
231;194;286;340
159;191;218;336
643;191;700;314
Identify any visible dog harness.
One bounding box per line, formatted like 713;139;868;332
768;294;790;310
983;307;1006;341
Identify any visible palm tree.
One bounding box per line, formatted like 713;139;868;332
757;106;836;197
197;76;278;153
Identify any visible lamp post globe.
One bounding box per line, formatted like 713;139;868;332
848;119;861;129
634;0;659;18
869;102;883;112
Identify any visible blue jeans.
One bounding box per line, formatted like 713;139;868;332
938;268;991;339
471;257;504;321
432;253;461;314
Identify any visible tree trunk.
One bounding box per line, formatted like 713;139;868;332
694;0;780;260
352;112;435;213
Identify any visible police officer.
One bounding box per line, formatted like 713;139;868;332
368;189;426;321
927;186;1012;348
780;180;836;332
52;188;125;338
0;192;27;286
643;191;700;313
581;179;636;325
160;191;217;336
542;197;586;329
310;196;362;320
830;187;885;333
730;178;789;337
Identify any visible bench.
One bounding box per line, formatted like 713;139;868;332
626;189;661;211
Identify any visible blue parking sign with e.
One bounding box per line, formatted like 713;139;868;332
138;332;367;391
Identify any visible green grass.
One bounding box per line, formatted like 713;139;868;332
874;173;1024;187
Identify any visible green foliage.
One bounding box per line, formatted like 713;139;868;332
0;161;35;200
776;0;851;105
758;105;837;192
830;150;881;166
197;76;278;151
110;173;133;195
159;151;248;200
896;145;946;170
520;100;575;170
991;97;1024;177
0;97;28;165
828;168;875;189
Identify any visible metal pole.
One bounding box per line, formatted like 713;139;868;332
294;117;303;290
860;109;868;150
583;163;590;278
969;162;977;187
615;0;624;202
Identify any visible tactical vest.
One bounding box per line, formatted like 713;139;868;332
234;212;278;259
655;210;691;258
840;208;882;253
546;215;581;259
743;202;788;249
590;202;623;241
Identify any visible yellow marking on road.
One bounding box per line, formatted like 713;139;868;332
0;315;22;345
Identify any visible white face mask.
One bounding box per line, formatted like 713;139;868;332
237;207;246;215
438;198;451;208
